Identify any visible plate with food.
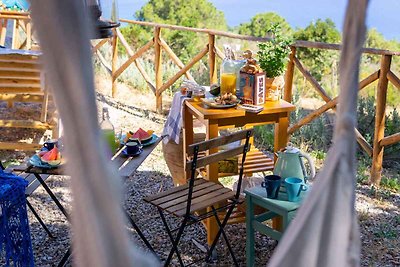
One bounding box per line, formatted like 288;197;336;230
29;147;64;169
201;93;240;108
120;128;155;146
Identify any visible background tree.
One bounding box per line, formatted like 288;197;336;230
294;19;341;81
237;12;292;37
120;0;227;61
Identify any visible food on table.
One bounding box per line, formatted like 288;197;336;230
123;131;134;143
40;147;61;165
132;128;152;143
147;130;154;136
214;93;238;105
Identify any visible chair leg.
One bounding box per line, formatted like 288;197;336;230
206;203;239;267
26;199;55;238
210;206;238;266
124;210;156;255
158;208;186;267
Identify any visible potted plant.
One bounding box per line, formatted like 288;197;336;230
257;24;292;101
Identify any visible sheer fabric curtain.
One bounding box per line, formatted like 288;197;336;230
269;0;368;266
29;1;156;266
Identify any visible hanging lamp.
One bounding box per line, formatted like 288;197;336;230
86;0;120;39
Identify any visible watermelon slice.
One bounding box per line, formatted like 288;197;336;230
41;147;59;162
132;128;151;142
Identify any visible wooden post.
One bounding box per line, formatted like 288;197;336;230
111;32;118;98
154;27;163;113
11;19;19;49
283;46;296;102
208;34;217;84
26;20;32;50
0;19;7;46
370;55;392;186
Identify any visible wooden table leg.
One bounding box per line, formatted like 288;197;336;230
183;102;194;181
206;121;219;246
273;113;289;231
274;113;289;157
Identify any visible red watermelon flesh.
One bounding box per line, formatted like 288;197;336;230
132;128;151;141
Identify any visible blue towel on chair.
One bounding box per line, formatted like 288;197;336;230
0;168;34;267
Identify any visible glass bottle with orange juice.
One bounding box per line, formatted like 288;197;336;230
220;46;245;95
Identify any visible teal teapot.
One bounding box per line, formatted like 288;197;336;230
273;143;315;183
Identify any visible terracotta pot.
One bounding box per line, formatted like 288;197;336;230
162;132;206;186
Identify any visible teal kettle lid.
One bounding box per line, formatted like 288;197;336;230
284;142;300;154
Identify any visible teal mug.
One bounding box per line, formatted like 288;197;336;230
284;177;308;202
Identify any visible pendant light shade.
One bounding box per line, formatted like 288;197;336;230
86;0;120;39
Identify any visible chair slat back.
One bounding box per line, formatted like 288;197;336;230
186;128;253;157
186;144;247;170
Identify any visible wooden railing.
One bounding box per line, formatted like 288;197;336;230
1;15;399;186
94;19;399;186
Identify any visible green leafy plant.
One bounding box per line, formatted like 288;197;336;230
257;24;292;78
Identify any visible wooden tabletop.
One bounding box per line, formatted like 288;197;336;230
185;99;295;120
12;136;163;178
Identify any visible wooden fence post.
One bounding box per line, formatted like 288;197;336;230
283;46;296;102
208;34;217;84
154;27;163;113
370;55;392;186
111;32;118;98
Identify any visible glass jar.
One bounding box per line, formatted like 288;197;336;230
220;59;244;95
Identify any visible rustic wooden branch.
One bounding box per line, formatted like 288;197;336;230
154;27;163;112
293;56;331;102
115;28;156;94
371;55;392;185
159;37;194;81
214;46;225;60
208;34;217;84
158;45;209;94
380;133;400;147
387;70;400;90
92;38;109;53
111;31;119;97
290;64;379;155
288;71;379;134
283;47;296;102
113;39;154;80
120;19;400;56
94;49;112;74
120;19;272;43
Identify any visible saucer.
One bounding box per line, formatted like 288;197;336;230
122;147;143;157
142;134;159;147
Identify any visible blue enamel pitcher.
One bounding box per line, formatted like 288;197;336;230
273;143;315;183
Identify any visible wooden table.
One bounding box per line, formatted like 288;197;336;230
182;99;295;245
12;136;162;266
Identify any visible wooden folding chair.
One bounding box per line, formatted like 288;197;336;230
144;129;253;266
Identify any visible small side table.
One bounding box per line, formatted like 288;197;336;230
245;186;306;267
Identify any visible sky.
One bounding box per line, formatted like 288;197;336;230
117;0;400;41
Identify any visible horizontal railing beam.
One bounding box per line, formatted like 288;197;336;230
380;133;400;147
121;19;400;56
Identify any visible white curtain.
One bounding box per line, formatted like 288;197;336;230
29;1;156;266
268;0;368;266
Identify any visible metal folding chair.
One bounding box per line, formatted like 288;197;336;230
144;129;253;266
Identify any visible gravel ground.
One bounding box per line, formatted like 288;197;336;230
1;79;399;266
